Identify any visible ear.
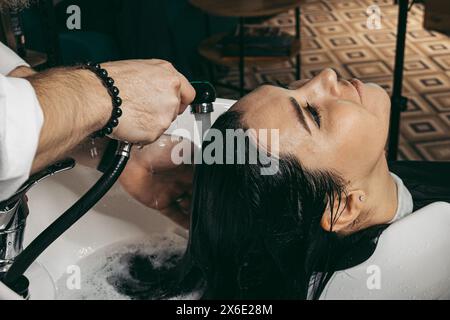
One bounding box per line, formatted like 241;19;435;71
320;190;366;234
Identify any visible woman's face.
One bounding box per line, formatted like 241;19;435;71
233;68;391;183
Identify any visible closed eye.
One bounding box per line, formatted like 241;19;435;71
306;102;321;128
265;82;322;129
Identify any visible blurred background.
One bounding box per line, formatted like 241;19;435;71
0;0;449;161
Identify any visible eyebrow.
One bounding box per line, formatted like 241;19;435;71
289;97;311;135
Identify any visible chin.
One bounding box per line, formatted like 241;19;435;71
365;83;391;119
368;82;390;100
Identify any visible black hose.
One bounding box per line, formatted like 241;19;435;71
2;153;130;288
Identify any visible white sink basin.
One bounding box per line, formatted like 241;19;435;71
0;99;234;300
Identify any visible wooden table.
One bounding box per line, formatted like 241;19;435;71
198;33;301;67
190;0;303;18
190;0;304;97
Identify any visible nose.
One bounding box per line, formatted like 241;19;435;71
318;68;340;96
289;68;341;97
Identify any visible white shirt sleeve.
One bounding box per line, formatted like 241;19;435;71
0;74;44;202
0;41;30;76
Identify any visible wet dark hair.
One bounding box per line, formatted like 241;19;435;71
110;110;387;300
184;110;349;299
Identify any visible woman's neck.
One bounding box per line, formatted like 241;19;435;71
365;157;399;226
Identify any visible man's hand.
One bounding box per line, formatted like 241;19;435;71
104;60;196;145
118;135;194;229
29;59;196;173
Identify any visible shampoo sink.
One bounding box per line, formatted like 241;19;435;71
0;99;235;300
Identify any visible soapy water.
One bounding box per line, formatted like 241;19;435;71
56;233;203;300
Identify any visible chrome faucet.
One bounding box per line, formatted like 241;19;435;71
0;159;75;278
190;81;216;115
190;81;217;142
0;197;28;274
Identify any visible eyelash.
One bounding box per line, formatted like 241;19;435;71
262;81;322;128
306;102;322;128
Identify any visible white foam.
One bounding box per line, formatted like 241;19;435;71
56;232;199;300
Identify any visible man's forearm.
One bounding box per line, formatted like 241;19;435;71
69;137;110;169
29;67;111;172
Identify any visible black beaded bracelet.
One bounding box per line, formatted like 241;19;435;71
83;62;123;138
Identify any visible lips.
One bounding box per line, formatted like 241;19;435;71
350;79;363;104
